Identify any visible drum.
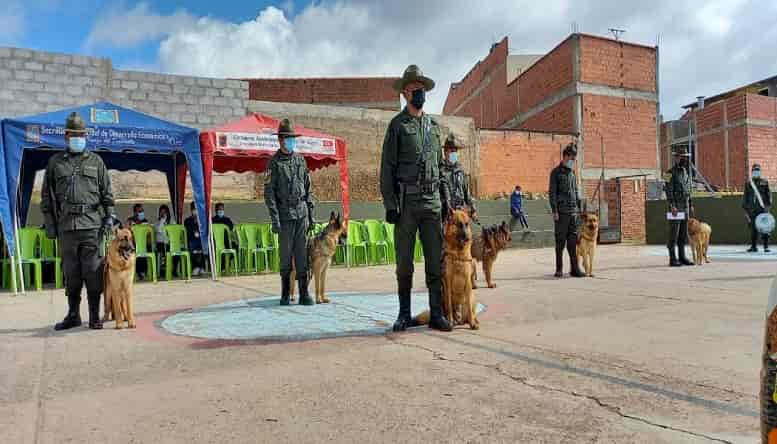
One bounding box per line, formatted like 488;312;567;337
756;213;776;235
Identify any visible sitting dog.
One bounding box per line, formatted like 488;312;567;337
291;212;348;304
413;208;478;329
471;221;512;289
576;213;600;277
103;224;137;329
688;217;712;265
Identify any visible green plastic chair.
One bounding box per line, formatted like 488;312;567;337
383;222;396;264
2;227;44;291
414;232;424;263
241;224;269;273
40;233;63;288
131;224;157;282
259;224;279;272
164;224;191;281
364;220;390;265
347;221;369;266
233;224;247;272
212;223;238;277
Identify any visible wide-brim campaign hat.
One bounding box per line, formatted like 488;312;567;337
393;64;435;92
272;118;301;137
443;133;465;150
64;112;87;134
672;146;690;157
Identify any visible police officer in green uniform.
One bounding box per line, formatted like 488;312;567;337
380;65;452;332
441;133;476;218
42;112;115;330
549;143;585;278
265;118;315;306
665;146;695;266
743;163;772;252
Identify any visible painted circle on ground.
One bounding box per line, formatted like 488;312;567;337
161;292;487;341
650;246;777;261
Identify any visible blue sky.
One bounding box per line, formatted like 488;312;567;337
2;1;776;117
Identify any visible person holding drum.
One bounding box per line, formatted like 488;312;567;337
744;163;773;253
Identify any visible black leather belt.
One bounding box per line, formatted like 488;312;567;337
65;203;98;214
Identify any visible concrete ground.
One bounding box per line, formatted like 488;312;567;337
0;245;767;443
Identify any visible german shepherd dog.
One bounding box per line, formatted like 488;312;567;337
688;217;712;265
413;208;478;329
577;213;599;277
291;212;348;304
103;224;137;329
471;221;512;289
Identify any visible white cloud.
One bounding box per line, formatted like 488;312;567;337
84;1;196;50
92;0;777;119
0;1;25;45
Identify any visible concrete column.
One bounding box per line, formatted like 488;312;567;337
572;34;584;197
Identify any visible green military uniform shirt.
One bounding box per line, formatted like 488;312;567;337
548;163;580;215
41;151;114;233
380;108;448;212
441;161;475;212
664;165;692;211
264;150;314;225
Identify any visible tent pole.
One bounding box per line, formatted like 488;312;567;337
208;218;217;281
14;213;25;294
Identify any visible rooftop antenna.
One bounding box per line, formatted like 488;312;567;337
571;22;579;34
608;28;626;41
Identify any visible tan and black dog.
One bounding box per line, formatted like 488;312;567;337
688;217;712;265
413;208;478;329
471;221;512;289
291;212;348;304
577;213;600;277
103;224;137;329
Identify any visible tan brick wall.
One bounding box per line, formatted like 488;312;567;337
518;37;574;112
579;35;656;92
748;126;777;184
697;133;726;187
729;126;748;189
245;78;400;110
478;130;574;197
746;94;777;121
581;95;657;169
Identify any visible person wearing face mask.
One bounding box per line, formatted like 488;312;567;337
743;163;772;252
154;205;172;275
184;201;205;276
264;119;315;306
212;202;234;230
380;64;452;332
549;143;585;278
664;146;695;266
126;203;150;279
440;133;476;220
41;112;115;330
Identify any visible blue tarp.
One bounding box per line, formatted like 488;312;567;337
0;102;209;256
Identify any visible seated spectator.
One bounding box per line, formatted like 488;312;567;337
154;205;173;275
127;203;150;280
184;201;205;276
212;202;234;230
510;185;529;231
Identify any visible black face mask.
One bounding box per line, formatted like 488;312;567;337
410;88;425;109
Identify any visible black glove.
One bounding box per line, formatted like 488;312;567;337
386;209;400;224
101;215;114;232
308;216;315;232
271;222;281;234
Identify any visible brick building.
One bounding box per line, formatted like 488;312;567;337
243;77;400;111
444;33;659;242
660;76;777;191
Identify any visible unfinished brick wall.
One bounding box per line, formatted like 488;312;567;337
581;95;658;169
517;96;575;133
245;78;400;110
517;37;574;112
619;177;647;242
579;35;656;92
478;130;574;197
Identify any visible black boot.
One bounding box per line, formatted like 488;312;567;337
567;239;585;278
765;236;771;253
280;274;291;306
392;285;414;332
554;244;564;278
298;275;314;306
87;292;103;330
428;286;453;332
54;293;82;331
678;243;694;266
669;247;681;267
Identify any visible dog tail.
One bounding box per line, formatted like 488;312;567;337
411;310;430;326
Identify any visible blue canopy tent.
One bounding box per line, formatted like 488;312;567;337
0;102;211;289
